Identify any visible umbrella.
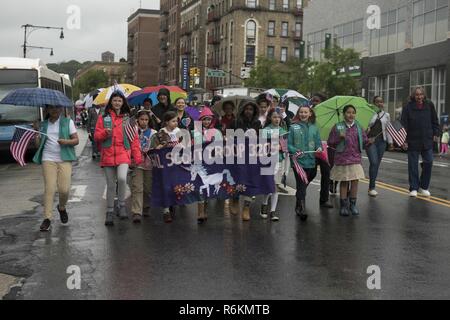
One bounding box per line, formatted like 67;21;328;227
212;95;253;117
94;84;141;106
185;105;201;120
313;96;376;140
264;88;289;99
83;88;104;109
127;85;187;106
0;88;73;108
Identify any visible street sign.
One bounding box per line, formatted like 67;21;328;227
181;58;189;91
207;69;226;78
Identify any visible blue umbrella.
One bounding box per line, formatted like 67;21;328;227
0;88;73;108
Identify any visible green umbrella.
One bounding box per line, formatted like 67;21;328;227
313;96;376;140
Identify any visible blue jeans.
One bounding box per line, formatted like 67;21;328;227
366;139;387;190
407;149;433;191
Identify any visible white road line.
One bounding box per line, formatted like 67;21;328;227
362;156;449;168
68;185;88;203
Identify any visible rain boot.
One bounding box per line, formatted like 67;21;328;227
339;198;350;217
224;199;231;215
260;204;269;219
349;198;359;216
197;202;206;224
296;200;308;221
119;206;128;220
105;211;114;226
242;201;251;221
230;198;239;215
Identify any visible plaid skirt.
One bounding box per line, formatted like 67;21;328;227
330;164;365;182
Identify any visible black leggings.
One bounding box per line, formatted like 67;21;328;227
293;167;317;201
316;158;331;203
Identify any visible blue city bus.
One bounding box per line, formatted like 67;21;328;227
0;57;73;153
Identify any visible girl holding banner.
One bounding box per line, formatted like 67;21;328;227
288;106;322;222
192;107;223;224
150;111;184;223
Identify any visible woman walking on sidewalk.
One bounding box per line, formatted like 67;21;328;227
366;96;394;197
33;105;79;231
327;105;370;216
94;92;142;226
130;110;157;223
288;105;322;221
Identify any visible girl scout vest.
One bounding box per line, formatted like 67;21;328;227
33;117;77;164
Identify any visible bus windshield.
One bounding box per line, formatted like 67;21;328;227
0;69;39;123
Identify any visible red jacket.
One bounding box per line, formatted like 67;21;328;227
94;111;142;167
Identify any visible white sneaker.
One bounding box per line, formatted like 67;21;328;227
368;189;378;197
409;190;418;197
418;189;431;197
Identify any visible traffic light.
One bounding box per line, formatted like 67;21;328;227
299;41;305;60
325;33;332;50
324;33;332;58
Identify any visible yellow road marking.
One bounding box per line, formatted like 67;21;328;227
360;178;450;208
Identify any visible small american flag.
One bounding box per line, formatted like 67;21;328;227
125;118;138;143
10;127;37;166
291;151;309;184
386;120;407;147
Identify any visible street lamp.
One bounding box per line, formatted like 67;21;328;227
22;45;55;57
21;24;64;58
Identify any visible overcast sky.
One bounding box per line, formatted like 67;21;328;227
0;0;159;64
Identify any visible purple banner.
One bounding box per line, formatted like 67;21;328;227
149;140;275;208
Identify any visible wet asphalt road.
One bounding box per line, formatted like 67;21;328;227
0;143;449;299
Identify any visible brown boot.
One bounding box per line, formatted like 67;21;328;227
224;199;231;215
242;201;251;221
197;202;206;224
230;199;239;215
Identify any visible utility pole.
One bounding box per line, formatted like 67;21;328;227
21;24;64;58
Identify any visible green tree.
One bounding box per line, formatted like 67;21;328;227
244;57;284;88
73;70;108;99
309;46;361;97
243;46;361;98
47;60;92;83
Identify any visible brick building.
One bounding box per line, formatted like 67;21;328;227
160;0;182;85
127;9;161;87
163;0;307;94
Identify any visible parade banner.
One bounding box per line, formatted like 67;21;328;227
149;138;276;208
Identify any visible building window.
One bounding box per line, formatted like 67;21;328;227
246;20;256;39
296;0;303;9
334;18;364;52
281;22;289;37
246;45;256;65
230;21;234;43
368;74;405;119
294;48;300;58
370;6;406;56
246;0;257;8
269;0;275;10
307;29;327;61
281;47;288;62
267;46;275;59
413;0;449;47
295;22;302;37
268;21;275;36
283;0;289;11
